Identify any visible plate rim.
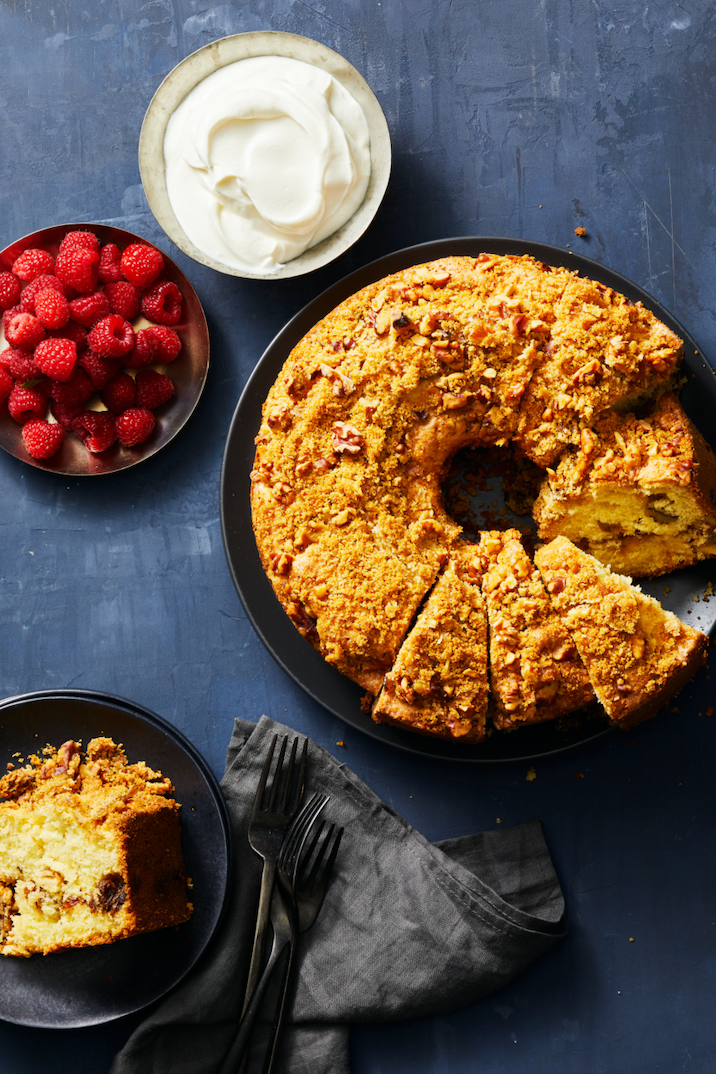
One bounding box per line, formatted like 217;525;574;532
0;687;233;1028
0;222;210;477
220;235;715;763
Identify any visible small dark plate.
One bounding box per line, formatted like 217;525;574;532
0;689;232;1028
0;223;210;476
220;237;716;763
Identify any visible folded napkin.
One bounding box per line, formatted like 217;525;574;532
111;716;566;1074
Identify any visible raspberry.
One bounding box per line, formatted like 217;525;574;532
0;367;13;405
135;369;174;409
148;325;181;362
2;306;21;333
5;312;45;350
103;280;140;320
7;383;47;423
102;371;137;414
47;366;93;407
0;271;22;310
87;314;135;358
34;288;71;329
121;243;164;287
19;273;67;314
73;410;116;453
22;419;65;459
50;399;84;430
59;230;100;254
124;328;157;369
0;346;42;381
12;248;55;282
140;280;182;325
78;350;121;391
115;406;155;447
69;291;110;328
98;242;123;284
34;338;78;382
55;247;99;294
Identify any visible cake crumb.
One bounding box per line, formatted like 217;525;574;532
574;226;587;237
336;740;346;748
576;771;584;779
526;767;536;781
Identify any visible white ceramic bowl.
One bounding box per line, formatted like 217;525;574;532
139;32;392;281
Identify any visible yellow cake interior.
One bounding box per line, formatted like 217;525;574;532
0;737;192;957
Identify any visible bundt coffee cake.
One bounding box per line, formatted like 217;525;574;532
250;252;709;743
534;536;708;728
0;737;192;957
533;392;716;577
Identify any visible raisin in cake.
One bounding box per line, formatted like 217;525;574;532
0;737;192;957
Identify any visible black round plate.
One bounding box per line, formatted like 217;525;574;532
220;237;716;763
0;689;232;1028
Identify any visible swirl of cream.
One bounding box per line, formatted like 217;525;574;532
164;57;371;273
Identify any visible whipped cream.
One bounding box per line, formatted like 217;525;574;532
163;55;371;274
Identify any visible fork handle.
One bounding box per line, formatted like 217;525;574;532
259;918;297;1074
241;860;277;1017
219;927;292;1074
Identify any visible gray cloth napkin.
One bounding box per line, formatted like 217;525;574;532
111;716;566;1074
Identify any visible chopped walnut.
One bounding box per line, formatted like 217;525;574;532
269;552;294;575
267;404;292;430
332;422;364;454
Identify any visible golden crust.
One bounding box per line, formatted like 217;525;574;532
0;738;192;957
534;536;708;728
476;530;595;729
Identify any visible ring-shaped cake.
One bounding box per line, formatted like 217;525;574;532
250;254;714;743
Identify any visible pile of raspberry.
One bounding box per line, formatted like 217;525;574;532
0;229;183;461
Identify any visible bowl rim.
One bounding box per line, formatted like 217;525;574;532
138;31;392;280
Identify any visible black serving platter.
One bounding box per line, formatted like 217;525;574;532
220;237;716;763
0;689;232;1028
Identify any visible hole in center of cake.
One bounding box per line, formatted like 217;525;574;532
441;444;543;544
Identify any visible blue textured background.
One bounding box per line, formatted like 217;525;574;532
2;1;716;1071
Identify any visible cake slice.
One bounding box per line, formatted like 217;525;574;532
476;530;595;730
0;737;192;957
372;546;489;742
532;392;716;577
534;536;708;728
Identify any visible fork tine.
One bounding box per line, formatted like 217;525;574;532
303;823;343;897
280;736;300;814
288;738;308;816
266;735;288;812
251;733;277;820
279;792;328;879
